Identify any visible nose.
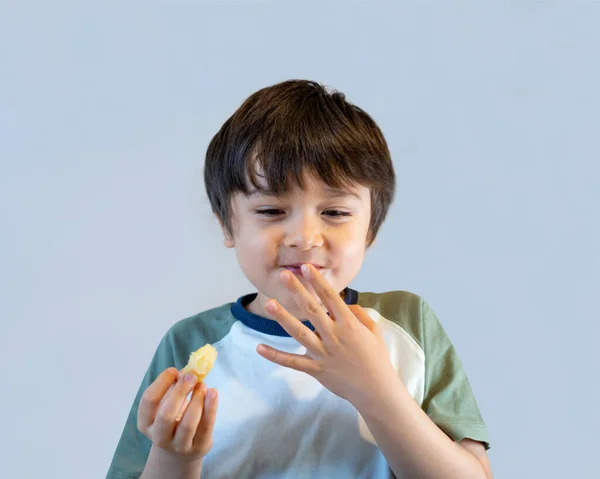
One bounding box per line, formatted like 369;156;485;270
283;212;324;250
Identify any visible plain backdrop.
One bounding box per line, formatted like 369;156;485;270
1;2;598;478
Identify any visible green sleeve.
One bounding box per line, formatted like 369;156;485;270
105;308;235;478
420;298;491;450
105;332;178;479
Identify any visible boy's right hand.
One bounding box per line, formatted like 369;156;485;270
137;367;219;463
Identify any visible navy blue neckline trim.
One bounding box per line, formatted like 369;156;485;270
231;288;359;337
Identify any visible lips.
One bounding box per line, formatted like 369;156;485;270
280;263;325;275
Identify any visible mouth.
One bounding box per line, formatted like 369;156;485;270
280;263;325;275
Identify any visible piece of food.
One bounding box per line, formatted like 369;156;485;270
181;344;218;382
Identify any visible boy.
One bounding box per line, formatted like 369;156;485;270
107;80;492;478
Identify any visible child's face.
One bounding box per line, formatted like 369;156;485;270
223;171;372;320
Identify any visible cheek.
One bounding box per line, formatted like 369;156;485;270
236;229;278;268
332;230;368;271
338;243;365;268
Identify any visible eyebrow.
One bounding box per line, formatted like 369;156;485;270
246;187;362;201
323;188;362;200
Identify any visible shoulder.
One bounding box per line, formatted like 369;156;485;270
356;289;433;346
155;301;239;369
168;302;238;343
356;289;454;354
356;289;423;317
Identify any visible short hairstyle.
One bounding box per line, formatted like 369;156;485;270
204;79;396;246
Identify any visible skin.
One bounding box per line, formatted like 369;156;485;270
224;171;373;321
136;170;493;478
137;370;218;479
257;264;494;478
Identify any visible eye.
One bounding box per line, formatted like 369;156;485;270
323;210;351;217
255;209;284;217
255;209;351;218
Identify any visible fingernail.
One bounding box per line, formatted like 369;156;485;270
184;372;197;384
280;270;292;282
301;264;311;277
207;389;217;400
266;300;277;313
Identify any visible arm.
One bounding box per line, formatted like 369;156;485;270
357;378;493;479
256;264;492;479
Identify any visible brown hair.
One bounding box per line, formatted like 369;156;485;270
204;79;396;246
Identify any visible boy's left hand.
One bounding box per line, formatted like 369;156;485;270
257;263;401;410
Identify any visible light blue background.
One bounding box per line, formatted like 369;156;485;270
1;2;598;478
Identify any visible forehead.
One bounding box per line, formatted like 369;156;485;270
245;172;367;201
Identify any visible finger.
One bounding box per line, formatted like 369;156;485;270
175;396;191;422
257;344;321;375
152;371;199;444
138;367;179;432
301;264;351;325
265;298;324;354
279;269;333;338
173;382;207;451
348;304;378;332
193;388;219;449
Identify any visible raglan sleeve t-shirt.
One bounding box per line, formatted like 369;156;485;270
106;290;489;479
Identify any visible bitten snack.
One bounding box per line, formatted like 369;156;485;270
181;344;218;382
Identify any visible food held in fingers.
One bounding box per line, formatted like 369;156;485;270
181;344;218;383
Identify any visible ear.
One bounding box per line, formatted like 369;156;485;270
223;235;235;248
366;233;376;250
218;219;235;248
